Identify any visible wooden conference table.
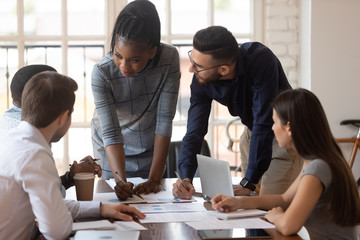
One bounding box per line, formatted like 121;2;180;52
92;178;302;240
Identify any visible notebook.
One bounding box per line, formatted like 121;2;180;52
74;230;140;240
196;154;234;201
208;209;267;220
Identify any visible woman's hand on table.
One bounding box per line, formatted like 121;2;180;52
114;181;134;200
132;179;162;195
264;206;284;223
211;194;241;212
100;203;145;221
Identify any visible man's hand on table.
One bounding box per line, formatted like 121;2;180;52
133;179;162;195
233;184;252;196
172;178;195;199
100;203;145;221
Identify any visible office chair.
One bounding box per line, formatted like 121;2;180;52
163;140;211;178
336;119;360;185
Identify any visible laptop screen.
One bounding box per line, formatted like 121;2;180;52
196;154;234;200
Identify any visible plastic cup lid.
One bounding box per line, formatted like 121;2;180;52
73;172;95;180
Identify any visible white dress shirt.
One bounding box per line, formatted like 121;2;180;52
0;106;67;198
0;121;100;240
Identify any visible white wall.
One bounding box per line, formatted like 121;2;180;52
263;0;300;88
301;0;360;179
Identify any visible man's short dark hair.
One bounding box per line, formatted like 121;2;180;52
21;71;78;128
10;64;57;107
193;26;238;64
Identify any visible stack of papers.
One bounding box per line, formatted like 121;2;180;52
88;180;273;232
93;190;196;204
74;230;140;240
72;220;146;232
72;220;115;231
185;217;275;230
130;202;216;224
208;209;267;219
129;202;206;213
139;212;218;223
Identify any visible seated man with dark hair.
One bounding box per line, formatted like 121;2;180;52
0;65;102;196
0;64;57;132
0;71;145;239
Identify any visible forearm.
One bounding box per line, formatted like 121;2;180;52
239;194;287;210
148;134;170;182
105;144;126;182
272;214;301;236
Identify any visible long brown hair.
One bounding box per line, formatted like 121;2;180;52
272;88;360;226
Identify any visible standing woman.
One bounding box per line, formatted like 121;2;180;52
91;0;180;199
212;88;360;239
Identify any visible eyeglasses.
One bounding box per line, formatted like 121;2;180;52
187;50;227;74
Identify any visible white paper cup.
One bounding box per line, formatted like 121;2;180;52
73;173;95;201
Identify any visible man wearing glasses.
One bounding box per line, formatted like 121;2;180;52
172;26;302;199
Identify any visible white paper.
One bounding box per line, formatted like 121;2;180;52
185;217;275;230
74;230;140;240
114;221;147;231
105;179;116;189
208;209;267;219
139;212;218;223
127;177;147;186
72;220;115;231
93;190;196;204
130;202;206;213
140;190;196;203
106;177;147;189
93;192;146;204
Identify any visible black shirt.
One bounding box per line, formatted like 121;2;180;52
178;42;291;183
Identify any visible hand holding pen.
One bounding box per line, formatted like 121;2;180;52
113;171;145;201
172;171;194;200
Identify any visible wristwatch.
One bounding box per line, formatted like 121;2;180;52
240;177;256;191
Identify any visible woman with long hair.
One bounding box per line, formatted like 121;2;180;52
212;88;360;239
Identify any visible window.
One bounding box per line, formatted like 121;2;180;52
0;0;259;176
0;0;108;173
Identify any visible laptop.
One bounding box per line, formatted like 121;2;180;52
196;154;234;201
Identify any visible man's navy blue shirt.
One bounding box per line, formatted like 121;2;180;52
178;42;291;184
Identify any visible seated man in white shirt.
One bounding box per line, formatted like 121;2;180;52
0;71;145;240
0;64;102;197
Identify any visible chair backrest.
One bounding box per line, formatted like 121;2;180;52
163;140;211;178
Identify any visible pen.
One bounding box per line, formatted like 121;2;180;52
174;171;186;189
133;192;144;200
114;171;144;200
115;171;127;185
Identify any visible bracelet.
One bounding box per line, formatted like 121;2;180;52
183;179;192;185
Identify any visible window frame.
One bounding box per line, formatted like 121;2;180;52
0;0;262;173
